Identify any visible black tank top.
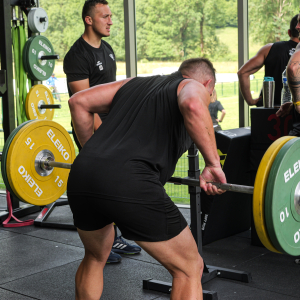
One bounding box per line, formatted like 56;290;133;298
68;72;193;201
259;40;298;106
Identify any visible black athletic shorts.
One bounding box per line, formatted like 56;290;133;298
68;194;187;242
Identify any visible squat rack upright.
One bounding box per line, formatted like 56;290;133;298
0;0;41;221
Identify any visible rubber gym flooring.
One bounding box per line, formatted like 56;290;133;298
0;193;299;300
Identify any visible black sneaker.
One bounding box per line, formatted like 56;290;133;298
112;236;142;254
106;251;122;264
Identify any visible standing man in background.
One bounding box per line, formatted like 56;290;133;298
208;89;226;131
238;14;300;107
64;0;141;263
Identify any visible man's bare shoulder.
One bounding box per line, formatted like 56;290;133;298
177;78;203;96
256;43;273;57
120;77;134;87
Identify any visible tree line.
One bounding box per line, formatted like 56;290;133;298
39;0;299;62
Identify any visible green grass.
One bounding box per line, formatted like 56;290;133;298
216;27;264;60
52;93;73;131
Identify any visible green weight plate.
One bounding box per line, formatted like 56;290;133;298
26;37;37;80
1;120;35;202
27;37;36;80
27;36;55;81
253;136;295;253
265;137;300;256
23;37;34;78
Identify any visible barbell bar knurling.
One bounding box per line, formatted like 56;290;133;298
168;177;254;194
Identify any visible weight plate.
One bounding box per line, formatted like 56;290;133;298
1;120;36;202
25;39;34;79
28;8;49;33
6;120;75;206
23;37;34;79
26;36;55;81
265;137;300;256
25;85;54;120
253;136;295;253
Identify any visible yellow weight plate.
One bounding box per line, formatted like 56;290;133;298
6;120;75;206
253;136;295;253
25;86;38;121
25;85;55;120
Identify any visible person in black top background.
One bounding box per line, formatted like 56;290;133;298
64;0;141;263
238;14;300;107
208;89;226;131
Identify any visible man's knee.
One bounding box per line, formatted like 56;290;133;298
170;253;203;278
191;254;204;276
84;248;111;264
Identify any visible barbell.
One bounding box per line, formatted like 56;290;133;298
2;120;300;256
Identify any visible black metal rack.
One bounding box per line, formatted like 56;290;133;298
34;198;76;229
0;0;40;222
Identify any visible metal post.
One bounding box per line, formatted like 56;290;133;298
0;0;16;141
187;143;203;255
123;0;137;78
0;0;19;209
0;0;41;216
238;0;249;127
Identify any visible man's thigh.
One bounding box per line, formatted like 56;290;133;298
77;224;115;261
136;226;201;274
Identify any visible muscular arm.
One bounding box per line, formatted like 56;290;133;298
68;79;102;130
287;44;300;114
68;78;132;146
177;80;226;195
237;44;272;106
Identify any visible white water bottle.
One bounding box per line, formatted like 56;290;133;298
281;67;292;104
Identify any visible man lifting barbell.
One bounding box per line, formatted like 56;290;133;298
67;58;226;300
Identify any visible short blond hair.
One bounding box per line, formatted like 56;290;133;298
210;89;217;102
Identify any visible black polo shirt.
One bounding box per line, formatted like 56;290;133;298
64;36;116;97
